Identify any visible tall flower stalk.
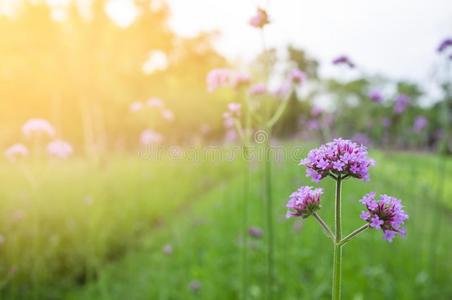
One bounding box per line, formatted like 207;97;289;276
287;139;408;300
207;8;306;298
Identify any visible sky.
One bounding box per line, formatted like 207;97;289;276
164;0;452;83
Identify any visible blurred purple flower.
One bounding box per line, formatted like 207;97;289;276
290;69;306;85
368;90;384;103
248;226;263;239
5;144;29;162
306;119;320;130
227;102;241;116
437;38;452;53
162;244;173;255
22;118;55;138
162;109;174;121
360;192;408;242
47;140;73;159
189;280;202;293
382;118;392;128
272;82;291;97
140;129;162;145
206;69;233;92
394;94;410;114
249;8;270;28
129;101;143;112
249;83;267;96
207;69;251;92
300;138;375;182
224;129;237;143
286;186;323;218
332;55;355;68
413;116;428;133
223;115;235;128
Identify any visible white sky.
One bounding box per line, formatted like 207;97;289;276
165;0;452;82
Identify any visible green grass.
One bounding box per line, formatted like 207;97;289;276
0;154;239;299
59;147;451;300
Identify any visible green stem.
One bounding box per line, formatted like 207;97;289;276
264;128;273;300
241;92;252;300
240;153;250;300
332;175;342;300
339;224;369;247
312;212;335;241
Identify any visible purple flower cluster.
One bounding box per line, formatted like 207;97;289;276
290;69;306;85
223;102;241;128
360;192;408;242
286;186;322;218
413;116;428;133
249;8;270;28
206;69;250;92
437;38;452;53
300;139;375;182
394;94;410;114
368;90;384;103
332;55;355;68
248;226;263;239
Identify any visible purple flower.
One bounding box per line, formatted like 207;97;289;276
207;69;251;92
249;83;267;96
332;55;355;68
129;101;143;112
206;69;233;92
311;106;323;117
249;8;270;28
368;90;384;103
300;138;375;182
272;82;291;97
162;109;174;121
290;69;306;85
224;129;237;143
360;192;408;242
413;116;428;133
5;144;29;162
140;129;162;145
227;102;241;116
307;119;320;130
189;280;202;293
47;140;73;159
286;186;323;218
394;94;410;114
223;103;241;129
162;244;173;255
22;118;55;138
223;115;235;128
437;38;452;53
248;226;263;239
382;118;392;128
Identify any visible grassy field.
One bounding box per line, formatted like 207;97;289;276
0;153;239;299
0;146;451;299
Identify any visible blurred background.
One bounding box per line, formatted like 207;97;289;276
0;0;451;299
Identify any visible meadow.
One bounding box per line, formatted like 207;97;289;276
1;2;451;299
1;146;450;299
